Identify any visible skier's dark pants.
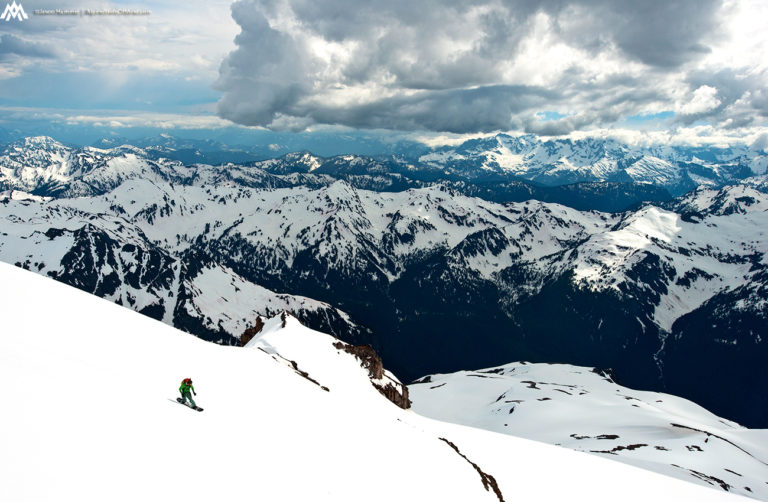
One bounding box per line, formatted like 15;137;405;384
180;391;196;408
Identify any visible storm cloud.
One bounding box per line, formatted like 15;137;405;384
215;0;768;133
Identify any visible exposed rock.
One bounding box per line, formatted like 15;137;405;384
333;341;411;409
672;464;732;491
239;317;265;346
287;358;329;392
439;437;505;502
333;342;383;379
375;382;411;410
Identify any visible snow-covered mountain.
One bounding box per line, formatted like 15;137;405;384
0;262;751;502
0;188;364;344
410;362;768;500
4;134;765;196
1;136;767;429
419;134;766;194
5;134;761;211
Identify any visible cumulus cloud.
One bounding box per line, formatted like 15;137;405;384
215;0;768;133
679;85;721;115
668;66;768;129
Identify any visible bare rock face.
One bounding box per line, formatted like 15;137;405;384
239;317;265;346
376;381;411;410
333;342;411;409
333;342;383;379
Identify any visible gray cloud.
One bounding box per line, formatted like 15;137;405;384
216;2;311;125
523;113;597;136
215;0;752;133
305;85;557;133
675;69;768;128
553;0;723;68
0;34;59;61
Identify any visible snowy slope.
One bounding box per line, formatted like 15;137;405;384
410;363;768;500
572;184;768;331
0;262;749;502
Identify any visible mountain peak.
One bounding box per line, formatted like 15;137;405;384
22;135;63;147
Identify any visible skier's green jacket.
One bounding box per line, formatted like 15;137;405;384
179;380;195;395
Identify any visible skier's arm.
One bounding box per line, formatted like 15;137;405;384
191;384;196;395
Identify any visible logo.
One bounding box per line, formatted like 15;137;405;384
1;1;28;21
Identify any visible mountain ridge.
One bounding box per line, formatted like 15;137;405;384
6;133;766;212
2;136;767;427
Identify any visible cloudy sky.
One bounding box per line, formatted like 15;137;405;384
1;0;767;145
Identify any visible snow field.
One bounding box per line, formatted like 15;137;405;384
0;263;749;501
410;363;768;500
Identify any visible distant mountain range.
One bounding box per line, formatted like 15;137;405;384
1;135;767;427
4;133;765;209
419;134;767;193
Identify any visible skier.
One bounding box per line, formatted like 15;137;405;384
178;378;200;410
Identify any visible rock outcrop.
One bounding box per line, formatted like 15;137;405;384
333;342;411;409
